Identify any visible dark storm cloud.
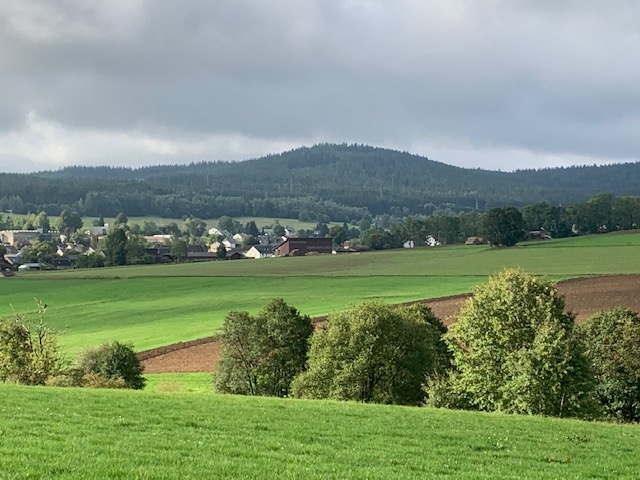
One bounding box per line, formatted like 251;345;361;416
0;0;639;171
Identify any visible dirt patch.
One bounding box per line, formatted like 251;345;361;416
140;274;640;374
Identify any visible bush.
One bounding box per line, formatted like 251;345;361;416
292;302;451;405
433;269;595;417
0;300;65;385
75;341;145;389
578;308;640;422
215;298;313;397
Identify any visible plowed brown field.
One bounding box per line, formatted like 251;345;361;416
140;274;640;374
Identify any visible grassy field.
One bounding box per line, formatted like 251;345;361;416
24;232;640;280
2;233;640;479
1;384;639;479
145;372;213;394
0;275;484;355
1;232;639;354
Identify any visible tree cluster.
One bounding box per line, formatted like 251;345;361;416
215;299;313;397
0;301;145;389
215;271;640;423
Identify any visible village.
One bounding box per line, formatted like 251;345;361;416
0;222;344;273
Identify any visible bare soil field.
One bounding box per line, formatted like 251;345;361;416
140;274;640;374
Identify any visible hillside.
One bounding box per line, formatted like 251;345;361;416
2;144;640;220
1;384;639;479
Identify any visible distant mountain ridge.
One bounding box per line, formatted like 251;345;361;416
2;143;640;219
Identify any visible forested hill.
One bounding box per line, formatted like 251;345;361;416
2;143;640;221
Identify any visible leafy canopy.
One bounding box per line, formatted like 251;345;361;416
215;298;313;397
578;307;640;422
292;302;451;405
438;268;595;417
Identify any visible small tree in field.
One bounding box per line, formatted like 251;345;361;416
578;308;640;422
291;302;450;405
215;299;313;397
0;300;65;385
434;269;595;417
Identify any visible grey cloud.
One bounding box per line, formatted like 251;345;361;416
0;0;639;171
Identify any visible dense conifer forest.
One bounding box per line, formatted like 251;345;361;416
2;143;640;221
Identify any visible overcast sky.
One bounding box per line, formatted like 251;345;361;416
1;1;639;173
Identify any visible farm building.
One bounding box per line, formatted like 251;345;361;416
0;230;43;247
18;263;43;271
465;237;485;245
274;237;333;256
526;230;553;241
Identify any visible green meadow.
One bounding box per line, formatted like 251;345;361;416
1;384;639;479
1;233;640;479
1;232;640;354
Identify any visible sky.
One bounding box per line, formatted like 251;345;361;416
1;0;639;173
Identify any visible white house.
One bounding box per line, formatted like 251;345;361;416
426;235;441;247
88;226;108;236
208;227;232;238
209;238;237;251
245;245;275;259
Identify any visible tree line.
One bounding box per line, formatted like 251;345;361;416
2;143;640;221
214;270;640;423
354;193;640;250
4;192;640;270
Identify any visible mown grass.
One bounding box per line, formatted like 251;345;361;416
0;275;483;354
1;384;639;479
144;373;213;394
1;233;639;354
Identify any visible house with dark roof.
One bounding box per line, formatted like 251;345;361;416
245;244;274;259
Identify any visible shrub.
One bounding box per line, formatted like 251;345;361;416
215;298;313;397
433;269;595;417
75;341;145;389
292;302;450;405
578;308;640;422
0;300;65;385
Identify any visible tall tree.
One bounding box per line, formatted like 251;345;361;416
436;269;595;417
215;299;313;397
104;228;127;266
578;308;640;422
482;206;525;246
244;220;260;237
57;209;83;235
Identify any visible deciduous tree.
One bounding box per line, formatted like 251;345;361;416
292;302;450;405
482;207;525;247
434;269;595;417
578;308;640;422
215;299;313;397
104;228;127;266
75;341;145;389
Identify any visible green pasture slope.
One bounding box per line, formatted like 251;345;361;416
1;384;639;479
1;233;639;355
